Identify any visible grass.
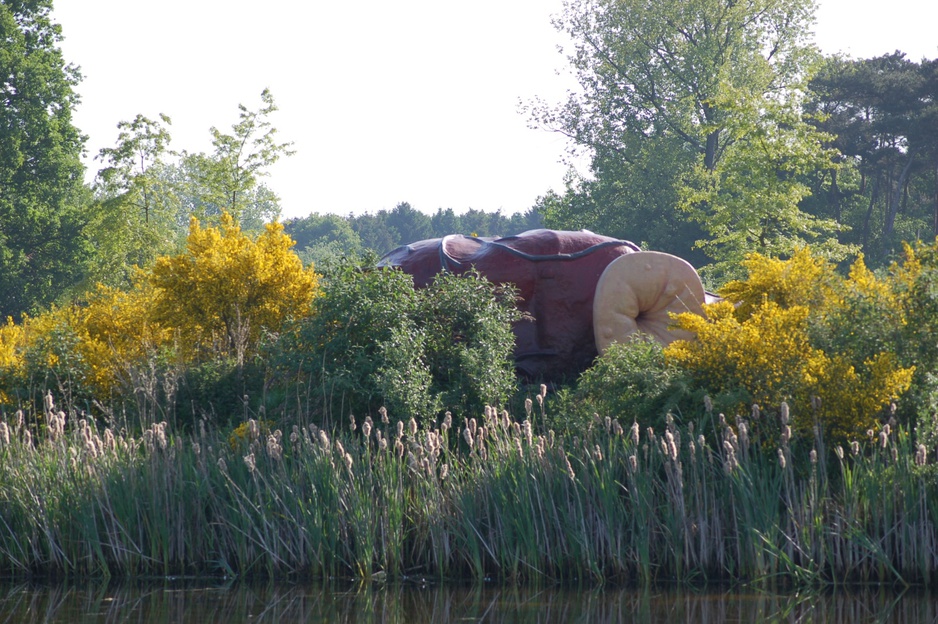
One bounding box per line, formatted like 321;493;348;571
0;397;937;587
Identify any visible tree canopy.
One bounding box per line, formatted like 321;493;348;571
530;0;853;277
0;0;91;319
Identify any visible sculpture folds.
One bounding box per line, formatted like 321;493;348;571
379;229;708;380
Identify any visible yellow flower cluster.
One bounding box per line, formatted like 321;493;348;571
665;247;915;439
0;212;318;404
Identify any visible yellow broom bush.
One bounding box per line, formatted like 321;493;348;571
666;248;914;440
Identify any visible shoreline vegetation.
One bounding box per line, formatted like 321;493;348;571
1;394;935;587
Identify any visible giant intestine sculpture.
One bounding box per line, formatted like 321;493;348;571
378;229;714;380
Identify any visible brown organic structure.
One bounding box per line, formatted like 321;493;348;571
379;229;709;380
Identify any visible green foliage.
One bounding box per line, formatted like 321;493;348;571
553;338;693;435
89;113;183;288
419;270;521;418
0;0;93;319
183;89;295;231
275;261;520;426
528;0;849;274
806;54;938;266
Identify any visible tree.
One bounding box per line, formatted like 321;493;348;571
530;0;850;277
150;212;317;365
807;53;938;265
176;89;294;231
88;113;183;287
0;0;92;319
283;212;363;267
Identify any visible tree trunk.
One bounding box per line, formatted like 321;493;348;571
884;149;918;241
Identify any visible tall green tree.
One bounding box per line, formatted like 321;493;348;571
0;0;91;319
89;113;182;287
807;53;938;265
530;0;851;277
177;89;294;232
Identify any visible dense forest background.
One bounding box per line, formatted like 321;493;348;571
2;0;937;321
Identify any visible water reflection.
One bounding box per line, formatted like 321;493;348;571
0;581;933;623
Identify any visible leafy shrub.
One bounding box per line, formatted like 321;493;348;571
665;248;914;441
552;337;693;435
150;212;318;363
0;213;317;430
273;260;520;427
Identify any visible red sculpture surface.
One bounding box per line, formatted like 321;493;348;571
378;229;641;380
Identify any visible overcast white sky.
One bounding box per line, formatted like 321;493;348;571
52;0;938;221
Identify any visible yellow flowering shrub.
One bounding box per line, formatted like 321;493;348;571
150;212;318;362
718;247;840;320
665;248;915;439
75;279;171;395
666;299;827;412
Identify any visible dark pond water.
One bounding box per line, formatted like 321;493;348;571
0;580;934;623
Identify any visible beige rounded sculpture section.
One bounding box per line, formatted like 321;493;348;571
593;251;706;354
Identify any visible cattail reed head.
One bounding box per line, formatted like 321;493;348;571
362;420;372;438
0;422;8;447
344;452;354;472
611;420;623;436
916;444;927;466
835;445;844;460
396;420;405;439
319;429;330;450
440;463;449;480
522;420;533;446
777;448;786;469
379;406;389;424
43;391;54;413
524;398;533;419
267;435;283;461
442;411;453;431
539;384;547;400
665;430;678;462
395;439;404;458
349;414;357;431
751;403;760;421
630;421;640;446
243;453;256;473
217;457;227;472
851;440;860;456
408;418;418;437
810;449;818;464
704;395;712;413
629;454;638;472
462;427;474;448
780;401;790;426
880;429;889;449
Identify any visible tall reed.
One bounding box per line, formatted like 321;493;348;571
0;396;937;586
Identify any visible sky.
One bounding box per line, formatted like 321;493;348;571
51;0;938;221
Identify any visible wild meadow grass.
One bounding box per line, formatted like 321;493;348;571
0;392;937;587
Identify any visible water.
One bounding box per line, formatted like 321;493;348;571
0;580;934;623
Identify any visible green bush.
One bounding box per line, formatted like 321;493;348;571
272;259;520;427
553;337;693;435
